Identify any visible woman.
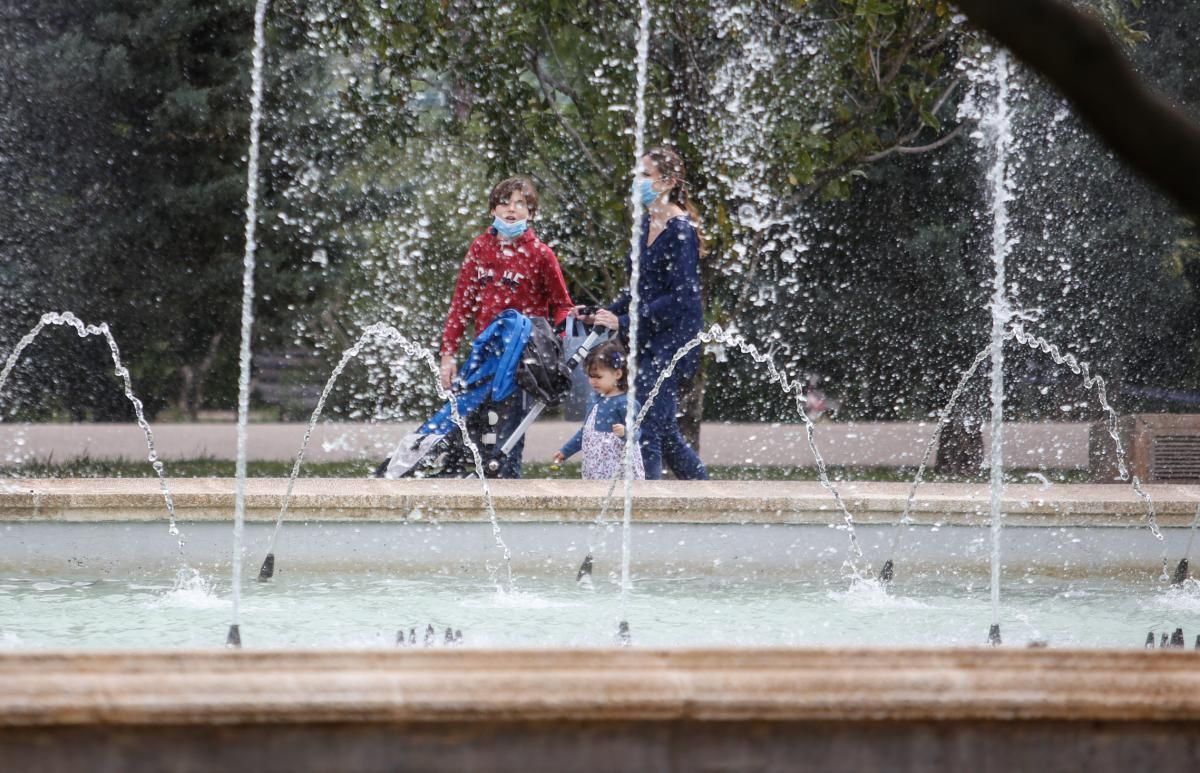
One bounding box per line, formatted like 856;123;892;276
578;146;709;480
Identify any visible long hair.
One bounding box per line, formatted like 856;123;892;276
646;146;706;254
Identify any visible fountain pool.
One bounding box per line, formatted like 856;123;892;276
4;478;1199;650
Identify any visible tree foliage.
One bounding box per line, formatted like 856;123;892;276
1;0;1196;430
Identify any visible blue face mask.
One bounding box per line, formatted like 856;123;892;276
636;179;659;207
492;217;527;240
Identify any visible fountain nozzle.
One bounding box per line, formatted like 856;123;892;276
1145;632;1156;649
617;620;631;647
1171;628;1185;648
577;553;594;583
878;559;894;584
988;624;1001;647
257;552;275;582
226;624;242;648
1172;558;1189;587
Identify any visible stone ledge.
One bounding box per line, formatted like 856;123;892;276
1;478;1198;526
4;648;1200;726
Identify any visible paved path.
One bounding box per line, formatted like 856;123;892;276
0;421;1090;468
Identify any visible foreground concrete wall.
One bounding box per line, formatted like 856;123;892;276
4;648;1200;772
6;720;1200;773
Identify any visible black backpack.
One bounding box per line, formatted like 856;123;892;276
516;316;572;404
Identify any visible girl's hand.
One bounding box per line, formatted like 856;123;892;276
439;355;457;391
592;309;619;330
612;423;625;438
553;451;566;464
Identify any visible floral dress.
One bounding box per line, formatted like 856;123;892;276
581;400;645;480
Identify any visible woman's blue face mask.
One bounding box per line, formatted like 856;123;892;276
636;178;659;207
492;217;527;240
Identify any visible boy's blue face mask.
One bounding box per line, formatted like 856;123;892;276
635;178;659;207
492;217;527;240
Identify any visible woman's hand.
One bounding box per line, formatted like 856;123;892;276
439;355;457;391
572;304;595;324
552;451;566;464
612;423;625;438
592;309;620;330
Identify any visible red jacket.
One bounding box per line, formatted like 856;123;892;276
440;227;573;356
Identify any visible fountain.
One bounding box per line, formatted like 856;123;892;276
3;0;1200;770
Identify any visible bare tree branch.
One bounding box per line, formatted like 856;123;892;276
527;48;613;184
864;122;968;162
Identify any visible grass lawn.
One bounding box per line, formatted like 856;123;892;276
0;457;1092;484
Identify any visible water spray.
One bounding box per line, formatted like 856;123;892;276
0;312;181;540
578;325;870;584
254;324;469;580
879;344;993;584
252;323;513;592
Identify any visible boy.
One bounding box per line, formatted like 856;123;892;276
439;176;573;477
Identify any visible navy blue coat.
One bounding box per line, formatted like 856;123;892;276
606;215;704;379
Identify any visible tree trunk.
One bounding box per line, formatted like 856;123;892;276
178;331;223;421
178;365;196;421
935;414;984;476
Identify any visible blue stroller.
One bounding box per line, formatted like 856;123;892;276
380;310;605;478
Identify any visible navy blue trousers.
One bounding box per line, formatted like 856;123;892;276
635;361;708;481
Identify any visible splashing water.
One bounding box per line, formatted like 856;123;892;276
155;567;225;610
260;322;515;592
0;311;180;540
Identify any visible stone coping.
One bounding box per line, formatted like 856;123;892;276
4;648;1200;726
2;478;1199;526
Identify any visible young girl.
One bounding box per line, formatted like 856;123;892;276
553;341;645;480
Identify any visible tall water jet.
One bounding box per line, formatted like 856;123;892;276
980;50;1016;645
618;0;653;641
228;0;270;648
